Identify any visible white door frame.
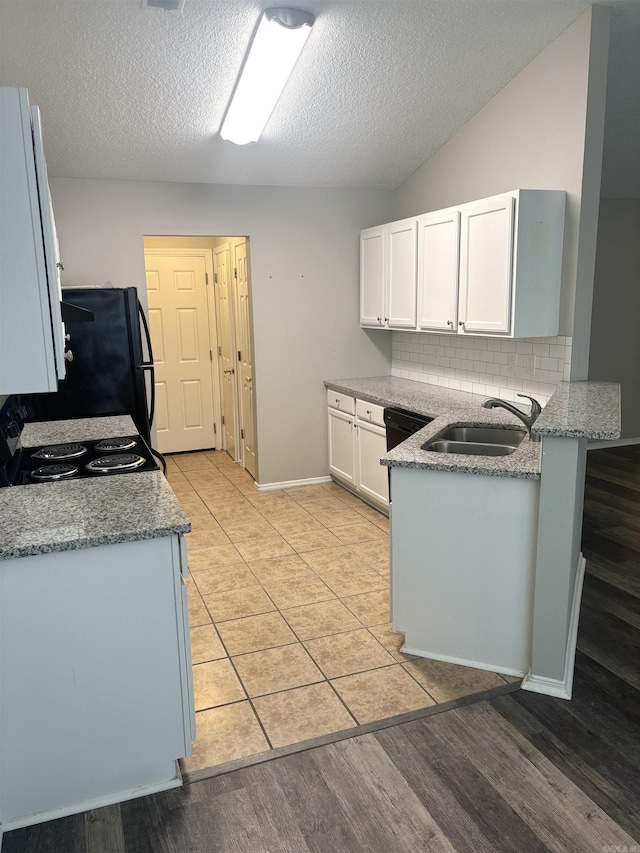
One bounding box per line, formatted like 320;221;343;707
144;247;222;451
213;243;239;460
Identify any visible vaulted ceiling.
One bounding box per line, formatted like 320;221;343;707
0;0;638;195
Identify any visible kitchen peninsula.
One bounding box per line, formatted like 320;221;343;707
0;416;194;839
324;376;621;699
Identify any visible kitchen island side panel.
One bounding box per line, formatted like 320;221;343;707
390;466;539;675
0;535;192;827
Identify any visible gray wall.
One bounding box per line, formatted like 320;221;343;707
49;178;393;485
589;198;640;439
392;7;609;366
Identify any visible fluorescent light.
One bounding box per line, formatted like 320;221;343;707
220;7;315;145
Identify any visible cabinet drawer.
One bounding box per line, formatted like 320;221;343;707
356;398;385;427
327;390;355;414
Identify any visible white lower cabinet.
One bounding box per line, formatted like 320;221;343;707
0;534;195;833
327;392;389;511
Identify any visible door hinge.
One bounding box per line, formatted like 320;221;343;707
213;423;217;434
214;272;218;284
205;272;209;285
209;350;213;361
234;267;238;279
241;428;244;439
238;350;241;361
222;415;225;425
218;345;222;356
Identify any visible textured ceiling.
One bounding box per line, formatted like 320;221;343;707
0;0;637;195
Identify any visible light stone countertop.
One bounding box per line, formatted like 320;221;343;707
21;415;138;447
0;471;190;560
324;375;621;479
1;415;189;560
531;381;621;439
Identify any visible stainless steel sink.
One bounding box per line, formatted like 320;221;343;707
437;426;525;446
425;440;517;456
422;423;526;456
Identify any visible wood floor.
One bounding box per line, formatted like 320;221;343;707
4;445;640;853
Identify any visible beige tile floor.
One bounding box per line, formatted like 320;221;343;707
166;450;515;773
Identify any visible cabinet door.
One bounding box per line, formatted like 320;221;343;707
386;218;417;328
31;107;66;380
417;210;460;332
356;419;389;508
360;226;386;327
459;196;515;335
328;407;356;486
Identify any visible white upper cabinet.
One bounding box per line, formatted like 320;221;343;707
360;218;417;329
0;87;66;394
365;189;565;339
459;195;515;335
360;226;386;327
416;209;460;332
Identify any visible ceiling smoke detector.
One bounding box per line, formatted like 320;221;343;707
142;0;185;11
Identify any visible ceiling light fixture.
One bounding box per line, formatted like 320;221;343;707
220;7;315;145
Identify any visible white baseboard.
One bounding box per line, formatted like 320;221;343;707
255;475;332;492
400;646;526;678
521;553;586;701
588;437;639;450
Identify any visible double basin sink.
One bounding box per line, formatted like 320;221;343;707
424;425;526;457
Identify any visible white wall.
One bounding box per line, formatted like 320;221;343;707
49;178;392;485
391;7;610;392
589;198;640;440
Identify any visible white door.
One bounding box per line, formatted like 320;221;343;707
214;244;237;460
145;250;216;453
417;210;460;332
233;239;257;479
360;226;386;327
386;218;417;329
459;196;515;335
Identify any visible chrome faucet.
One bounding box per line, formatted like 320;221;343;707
482;394;542;442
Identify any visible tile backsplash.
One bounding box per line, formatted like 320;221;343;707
391;331;572;406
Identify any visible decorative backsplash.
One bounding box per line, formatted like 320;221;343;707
391;331;572;406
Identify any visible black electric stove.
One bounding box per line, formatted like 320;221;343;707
0;396;159;487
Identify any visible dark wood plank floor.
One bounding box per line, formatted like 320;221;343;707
4;446;640;853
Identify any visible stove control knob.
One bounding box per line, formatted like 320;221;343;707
64;349;74;362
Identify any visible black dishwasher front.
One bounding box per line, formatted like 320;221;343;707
383;407;433;452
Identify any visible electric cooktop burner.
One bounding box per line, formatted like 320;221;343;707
11;435;159;485
84;453;146;474
32;443;87;461
94;437;138;452
31;463;79;481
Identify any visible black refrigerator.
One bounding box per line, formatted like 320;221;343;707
24;287;155;445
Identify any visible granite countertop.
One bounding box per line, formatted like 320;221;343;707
1;414;190;560
324;375;621;479
532;381;621;439
0;471;190;560
21;415;138;447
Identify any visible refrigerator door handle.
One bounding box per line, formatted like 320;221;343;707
136;300;155;433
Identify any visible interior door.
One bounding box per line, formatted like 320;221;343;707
145;250;216;453
233;239;256;479
214;244;237;460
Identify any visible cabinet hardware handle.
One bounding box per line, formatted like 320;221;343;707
384;317;389;323
335;398;340;406
447;320;453;327
56;261;64;271
366;410;371;415
246;377;252;382
377;316;382;323
459;321;465;327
